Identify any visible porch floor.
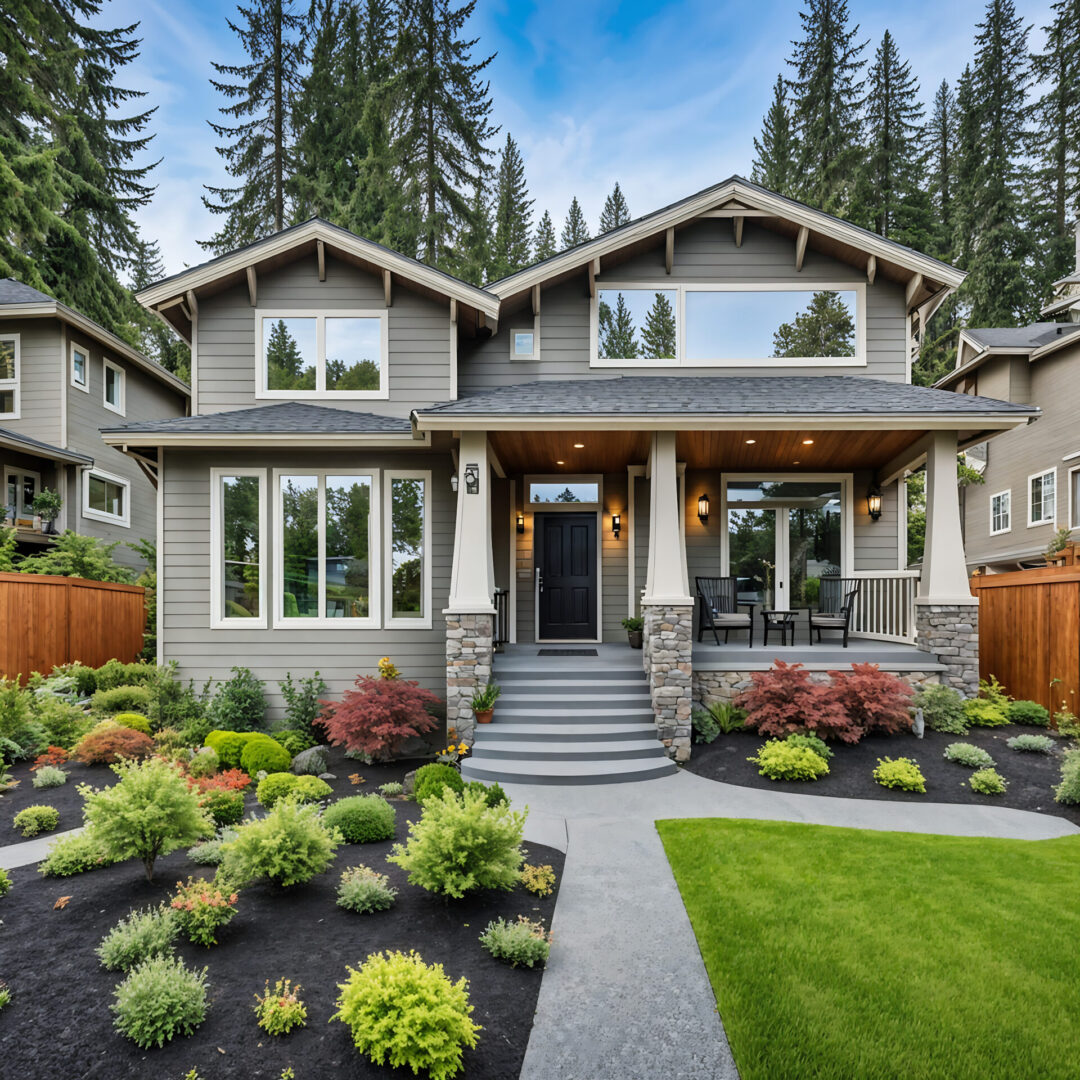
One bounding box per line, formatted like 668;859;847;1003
693;635;944;671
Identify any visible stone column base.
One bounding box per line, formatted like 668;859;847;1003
915;601;979;697
642;604;693;763
445;612;494;747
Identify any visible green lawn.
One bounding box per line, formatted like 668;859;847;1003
658;818;1080;1080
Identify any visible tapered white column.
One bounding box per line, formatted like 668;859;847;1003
919;430;975;604
446;430;495;613
643;432;692;605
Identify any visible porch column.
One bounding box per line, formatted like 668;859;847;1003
916;430;979;695
642;432;694;762
445;431;495;747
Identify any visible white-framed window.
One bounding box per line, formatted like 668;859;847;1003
4;468;40;521
274;468;381;627
103;358;125;415
83;468;130;527
590;282;867;368
525;476;602;505
384;470;432;628
210;468;267;628
70;341;89;392
256;310;389;399
0;332;20;417
1069;465;1080;531
1028;468;1057;527
510;319;539;360
990;490;1011;535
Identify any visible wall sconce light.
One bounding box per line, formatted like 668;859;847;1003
698;493;710;526
450;474;459;493
516;512;525;534
464;463;480;495
867;482;883;521
612;513;621;539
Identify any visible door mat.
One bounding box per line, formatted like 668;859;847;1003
537;648;598;656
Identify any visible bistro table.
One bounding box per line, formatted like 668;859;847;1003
760;609;811;647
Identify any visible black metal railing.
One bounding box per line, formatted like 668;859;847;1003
493;588;510;646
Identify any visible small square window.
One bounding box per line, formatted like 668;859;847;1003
511;326;538;359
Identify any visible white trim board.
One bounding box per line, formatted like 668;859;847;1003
1027;467;1057;528
989;489;1012;537
81;466;131;528
209;467;269;630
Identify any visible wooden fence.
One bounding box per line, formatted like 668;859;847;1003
969;567;1080;714
0;573;146;683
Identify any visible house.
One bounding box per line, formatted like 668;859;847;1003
102;177;1037;780
0;279;190;571
936;224;1080;574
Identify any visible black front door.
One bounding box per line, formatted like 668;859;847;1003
536;512;597;640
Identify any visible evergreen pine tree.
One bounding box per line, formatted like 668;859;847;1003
597;293;639;359
534;210;557;261
952;65;980;273
640;292;677;359
130;238;191;381
925;79;958;261
561;197;590;248
786;0;867;214
202;0;308;253
491;133;534;278
772;291;856;357
752;76;797;195
452;179;493;286
599;182;631;233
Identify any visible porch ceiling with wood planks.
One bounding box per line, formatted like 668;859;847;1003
488;427;924;474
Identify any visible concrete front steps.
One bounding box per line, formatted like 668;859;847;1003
461;656;677;785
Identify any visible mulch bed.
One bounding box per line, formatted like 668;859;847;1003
0;777;562;1080
685;723;1080;826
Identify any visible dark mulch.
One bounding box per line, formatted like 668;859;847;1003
0;794;562;1080
685;723;1080;825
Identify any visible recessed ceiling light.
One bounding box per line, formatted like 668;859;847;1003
802;438;815;445
793;460;801;465
745;438;756;445
573;443;585;449
556;460;565;465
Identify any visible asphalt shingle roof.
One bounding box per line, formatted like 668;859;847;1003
966;323;1080;351
0;278;55;305
0;426;93;464
101;401;412;435
415;375;1037;418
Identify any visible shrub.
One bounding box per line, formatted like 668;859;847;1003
336;865;398;913
153;726;187;753
737;661;856;742
274;728;316;756
256;772;304;808
97;905;179;972
239;734;291;776
13;805;60;837
970;767;1008;795
204;730;253;768
111;955;209;1049
963;699;1010;728
94;659;159;691
81;758;212;881
170;876;239;946
1006;733;1056;754
324;795;396;843
1008;700;1051;727
463;780;508;808
414;762;465;805
221;798;341;888
693;700;746;744
199;787;245;826
379;781;403;797
208;667;266;732
0;867;10;897
520;863;556;897
32;765;67;789
72;721;154;765
913;683;968;734
187;829;238;866
747;740;830;781
30;745;69;770
479;916;552;968
112;712;152;735
318;673;441;760
0;981;9;1010
873;757;926;793
979;674;1012;709
91;685;152;715
691;707;720;745
0;676;33;742
784;733;833;760
293;774;333;801
191;767;251;794
1054;749;1080;804
254;978;307;1036
37;830;115;876
187;747;220;779
389;788;526;898
280;671;328;740
943;742;996;768
828;663;914;737
33;698;90;749
332;951;480;1080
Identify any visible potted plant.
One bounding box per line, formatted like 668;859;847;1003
31;489;63;535
471;683;501;724
622;616;644;649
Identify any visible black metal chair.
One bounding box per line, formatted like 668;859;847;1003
810;579;861;647
696;576;754;646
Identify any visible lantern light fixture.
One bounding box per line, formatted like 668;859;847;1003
697;493;710;526
516;512;525;534
867;482;883;521
450;474;459;493
612;513;621;539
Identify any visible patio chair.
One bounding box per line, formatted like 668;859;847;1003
810;581;860;647
696;576;754;646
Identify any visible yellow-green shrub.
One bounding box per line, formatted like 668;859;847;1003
747;740;830;781
969;767;1008;795
873;756;926;793
220;798;340;887
113;712;152;735
520;863;556;897
239;734;291;776
963;699;1009;728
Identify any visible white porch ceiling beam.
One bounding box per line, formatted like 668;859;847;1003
795;226;809;272
876;433;932;487
905;272;924;309
185;290;199;316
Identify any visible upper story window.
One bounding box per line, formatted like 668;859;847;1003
1029;469;1056;527
103;358;125;414
70;342;89;392
990;490;1011;535
0;333;18;418
592;283;865;368
256;311;388;399
83;468;130;527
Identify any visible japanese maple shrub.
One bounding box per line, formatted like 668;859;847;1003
72;721;154;765
319;673;440;760
737;661;857;742
828;664;914;737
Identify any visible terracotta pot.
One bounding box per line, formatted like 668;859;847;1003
627;630;643;649
475;708;494;724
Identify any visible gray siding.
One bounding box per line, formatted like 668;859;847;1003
460;219;909;390
195;254;451;416
0;317;63;446
853;470;901;572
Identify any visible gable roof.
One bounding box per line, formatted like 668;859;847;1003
0;425;94;466
936;323;1080;389
0;278;191;398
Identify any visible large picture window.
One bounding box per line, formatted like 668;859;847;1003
385;472;431;627
211;469;266;627
257;311;387;398
0;333;19;417
83;468;129;527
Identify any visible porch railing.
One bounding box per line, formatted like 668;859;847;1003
848;571;920;644
493;588;510;647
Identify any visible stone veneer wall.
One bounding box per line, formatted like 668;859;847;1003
914;602;979;696
693;668;942;707
642;604;693;762
445;612;494;747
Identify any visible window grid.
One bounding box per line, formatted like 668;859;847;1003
1029;469;1056;527
990;490;1010;535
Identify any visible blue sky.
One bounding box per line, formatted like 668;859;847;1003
107;0;1054;278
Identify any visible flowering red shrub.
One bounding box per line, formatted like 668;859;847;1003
72;725;154;765
189;768;252;794
31;746;70;771
736;661;860;743
828;663;914;737
318;675;440;759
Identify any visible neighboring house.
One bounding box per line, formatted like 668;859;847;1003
104;177;1035;766
936;224;1080;573
0;279;190;571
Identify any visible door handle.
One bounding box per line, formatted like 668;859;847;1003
536;568;544;593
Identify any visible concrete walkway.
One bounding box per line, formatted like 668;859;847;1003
0;827;82;871
509;769;1078;1080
